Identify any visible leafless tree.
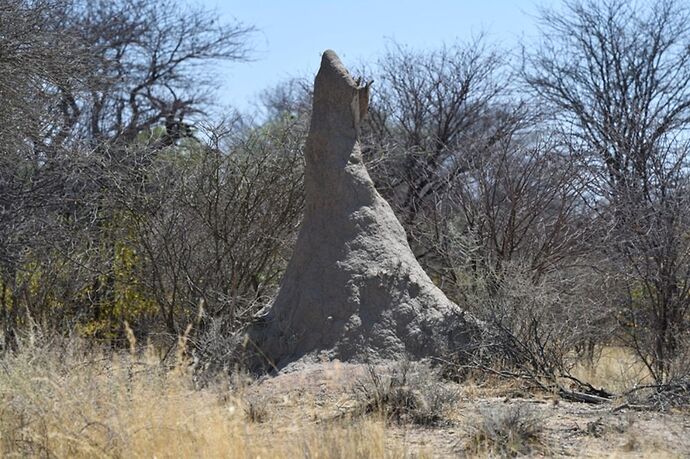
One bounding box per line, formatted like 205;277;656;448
126;118;304;338
350;38;620;388
525;0;690;382
360;40;592;298
55;0;255;147
364;39;509;225
450;135;590;285
0;0;256;349
259;77;312;123
358;39;533;288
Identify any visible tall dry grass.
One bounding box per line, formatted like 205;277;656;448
0;333;404;458
1;329;679;459
570;346;655;393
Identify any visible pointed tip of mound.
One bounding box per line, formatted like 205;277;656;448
319;49;357;89
321;49;341;67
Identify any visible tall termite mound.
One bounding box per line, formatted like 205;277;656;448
246;50;476;370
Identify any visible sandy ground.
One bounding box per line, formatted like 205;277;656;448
242;361;690;458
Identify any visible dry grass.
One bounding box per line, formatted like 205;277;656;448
462;404;546;457
1;336;686;458
351;361;458;426
570;346;655;393
0;337;403;458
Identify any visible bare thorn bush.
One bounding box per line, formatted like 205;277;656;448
462;404;546;457
352;361;458;426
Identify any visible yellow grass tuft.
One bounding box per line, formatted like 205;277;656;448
570;346;654;393
0;338;402;458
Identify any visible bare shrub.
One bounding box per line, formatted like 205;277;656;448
100;116;305;344
442;262;614;404
190;313;271;386
352;361;457;426
623;379;690;412
462;404;545;457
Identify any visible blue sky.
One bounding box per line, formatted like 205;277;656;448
201;1;560;112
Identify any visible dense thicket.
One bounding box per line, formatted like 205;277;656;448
1;0;689;385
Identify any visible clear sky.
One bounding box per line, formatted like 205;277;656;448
202;1;560;113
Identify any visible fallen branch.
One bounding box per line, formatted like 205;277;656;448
432;356;616;405
558;389;611;404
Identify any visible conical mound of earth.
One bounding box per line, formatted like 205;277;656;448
245;49;477;370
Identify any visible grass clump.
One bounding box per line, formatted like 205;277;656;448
463;404;545;457
243;397;270;423
352;360;458;426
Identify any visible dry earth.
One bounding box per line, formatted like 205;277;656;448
243;361;690;458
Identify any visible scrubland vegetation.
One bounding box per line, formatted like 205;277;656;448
1;333;687;457
2;0;690;456
0;333;401;458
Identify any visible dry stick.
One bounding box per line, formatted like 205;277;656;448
244;334;279;373
430;356;615;405
611;402;651;412
560;374;615;398
623;382;689;395
618;381;690;411
558;390;612;404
